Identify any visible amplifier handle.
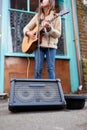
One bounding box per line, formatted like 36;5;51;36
29;84;46;87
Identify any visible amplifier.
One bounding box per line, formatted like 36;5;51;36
8;78;66;112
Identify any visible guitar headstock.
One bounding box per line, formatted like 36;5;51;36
59;9;70;17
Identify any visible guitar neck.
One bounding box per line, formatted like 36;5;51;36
49;9;70;23
50;14;60;23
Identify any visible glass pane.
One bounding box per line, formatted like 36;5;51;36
10;0;27;10
56;18;66;55
30;0;38;12
10;11;34;52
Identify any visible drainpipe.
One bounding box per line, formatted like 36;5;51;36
71;0;83;91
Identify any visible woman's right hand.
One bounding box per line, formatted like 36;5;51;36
26;31;36;40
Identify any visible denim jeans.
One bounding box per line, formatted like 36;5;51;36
34;47;56;79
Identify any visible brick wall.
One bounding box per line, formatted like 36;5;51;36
76;0;87;90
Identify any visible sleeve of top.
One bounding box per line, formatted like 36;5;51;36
47;16;61;39
23;14;38;35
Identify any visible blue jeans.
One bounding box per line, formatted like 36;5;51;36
34;47;56;79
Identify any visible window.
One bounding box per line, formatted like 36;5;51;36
10;0;38;12
9;0;66;55
10;0;27;10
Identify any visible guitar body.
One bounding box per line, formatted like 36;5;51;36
22;26;38;54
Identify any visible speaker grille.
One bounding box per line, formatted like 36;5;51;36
14;81;61;103
15;85;35;102
9;78;66;112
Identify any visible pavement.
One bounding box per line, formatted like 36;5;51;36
0;98;87;130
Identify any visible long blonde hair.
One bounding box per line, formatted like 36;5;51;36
40;0;55;15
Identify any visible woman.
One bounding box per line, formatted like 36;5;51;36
23;0;61;79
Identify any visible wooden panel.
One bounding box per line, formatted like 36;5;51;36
55;60;71;93
4;57;71;93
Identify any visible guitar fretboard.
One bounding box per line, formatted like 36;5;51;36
49;9;70;23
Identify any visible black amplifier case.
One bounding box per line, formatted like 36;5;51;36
8;78;66;112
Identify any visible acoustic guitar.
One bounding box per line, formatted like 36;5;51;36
22;9;70;54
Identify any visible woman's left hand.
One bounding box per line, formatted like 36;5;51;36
43;20;50;28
